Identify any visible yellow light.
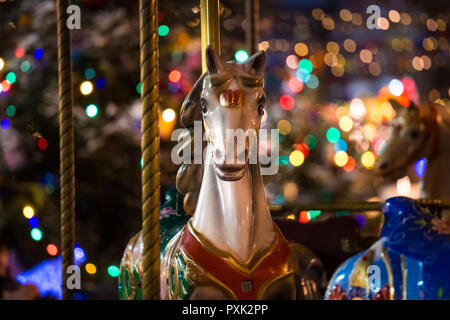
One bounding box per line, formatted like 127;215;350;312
162;108;176;122
334;151;349;167
339;115;353;132
286;214;296;220
326;41;340;55
277;119;292;135
381;101;395;120
294;43;308;56
362;124;377;141
361;151;376;169
360;49;373;64
388;10;400;23
85;263;97;274
283;182;299;202
23;205;35;219
343;39;356;53
289;150;304;167
0;58;4;71
80;81;94;95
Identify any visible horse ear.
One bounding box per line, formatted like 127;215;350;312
180;73;206;127
205;46;223;74
245;51;266;75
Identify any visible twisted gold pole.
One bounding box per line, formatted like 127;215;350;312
139;0;160;300
245;0;259;54
201;0;220;72
56;0;75;300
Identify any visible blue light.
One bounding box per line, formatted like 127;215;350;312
28;216;39;228
334;139;348;152
168;81;181;92
306;75;319;89
33;48;44;60
74;247;86;264
1;118;10;130
95;77;106;89
44;172;54;184
414;158;426;178
16;258;62;299
296;69;311;82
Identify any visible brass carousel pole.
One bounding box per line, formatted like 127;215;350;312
56;0;75;300
139;0;161;300
201;0;220;72
245;0;259;54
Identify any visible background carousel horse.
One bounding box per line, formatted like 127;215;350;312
325;196;450;300
374;99;450;223
119;47;326;300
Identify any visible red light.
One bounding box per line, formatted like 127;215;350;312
280;95;294;110
15;47;25;58
47;244;58;256
1;80;11;92
38;138;48;150
296;143;310;157
168;70;182;82
299;211;310;223
288;78;303;93
343;156;356;172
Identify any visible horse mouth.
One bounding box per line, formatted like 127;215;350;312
214;163;247;181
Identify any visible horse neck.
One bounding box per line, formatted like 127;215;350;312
190;147;276;265
421;105;450;201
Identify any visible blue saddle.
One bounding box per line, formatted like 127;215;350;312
325;196;450;300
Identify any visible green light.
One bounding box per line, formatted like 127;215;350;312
336;211;349;217
6;72;16;84
85;104;98;118
235;50;249;63
31;228;42;241
304;134;317;150
84;68;96;80
136;82;141;94
158;25;170;36
20;61;31;72
108;265;120;277
326;127;340;143
308;210;321;219
6;105;16;117
278;155;289;165
298;59;313;73
140;157;143;168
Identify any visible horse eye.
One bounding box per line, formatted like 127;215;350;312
200;98;207;114
410;129;420;139
258;97;265;116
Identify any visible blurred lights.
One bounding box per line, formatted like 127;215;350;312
361;151;376;169
415;158;426;178
359;49;372;64
339;115;353;132
84;68;96;80
389;79;404;96
158;25;170;36
6;72;16;84
80;81;94;95
33;48;43;60
280;95;294;110
162;108;176;122
235;50;249;63
38;138;48;150
349;98;366;119
299;211;310;223
289;150;305;167
86;263;97;275
1;118;10;130
298;59;313;73
15;47;25;58
168;70;182;82
277;120;292;135
396;176;411;196
343;156;356;172
294;43;308;56
288;78;303;93
31;228;42;241
46;244;58;256
326;127;340;143
343;39;356;53
334;151;349;167
286;55;299;69
0;58;4;70
23;205;35;219
108;265;120;277
86;104;99;118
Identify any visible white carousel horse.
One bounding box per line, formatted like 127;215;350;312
119;47;325;300
375;100;450;222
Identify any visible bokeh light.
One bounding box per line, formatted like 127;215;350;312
361;151;376;169
168;70;182;82
80;81;94;95
86;104;99;118
33;48;43;60
162;108;176;122
108;265;120;277
389;79;404;96
158;25;170;36
326;127;340;143
23;205;35;219
46;244;58;256
280;95;294;110
86;263;97;275
235;50;249;63
31;228;42;241
334;151;349;167
289;150;305;167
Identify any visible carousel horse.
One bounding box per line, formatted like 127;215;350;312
374;100;450;222
119;47;326;300
325;196;450;300
326;100;450;300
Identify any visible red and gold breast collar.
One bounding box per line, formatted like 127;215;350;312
180;222;293;299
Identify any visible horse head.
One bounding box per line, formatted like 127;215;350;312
200;46;266;181
374;100;438;179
